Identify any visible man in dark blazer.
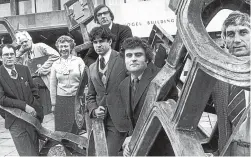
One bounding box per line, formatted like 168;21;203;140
212;11;250;156
84;4;133;66
118;37;178;156
86;26;131;156
0;44;43;156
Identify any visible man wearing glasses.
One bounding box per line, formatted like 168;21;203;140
0;44;43;156
84;4;133;66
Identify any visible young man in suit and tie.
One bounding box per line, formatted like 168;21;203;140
84;4;133;66
118;37;178;156
86;26;131;156
212;11;250;156
0;44;44;156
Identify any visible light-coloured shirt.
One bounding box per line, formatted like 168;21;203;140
16;42;60;88
98;48;112;67
50;55;85;104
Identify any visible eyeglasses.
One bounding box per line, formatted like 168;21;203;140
2;53;15;57
97;11;110;17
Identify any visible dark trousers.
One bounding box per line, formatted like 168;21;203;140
9;118;39;156
105;115;127;156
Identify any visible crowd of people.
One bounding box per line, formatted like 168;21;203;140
0;4;250;157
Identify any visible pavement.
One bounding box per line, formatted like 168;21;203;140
0;112;217;156
0;113;55;156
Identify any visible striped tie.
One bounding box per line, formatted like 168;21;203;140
228;85;246;127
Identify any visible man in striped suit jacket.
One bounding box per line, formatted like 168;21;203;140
212;11;250;156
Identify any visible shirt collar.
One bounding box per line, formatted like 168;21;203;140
30;42;34;53
60;54;73;62
131;72;144;82
109;22;113;30
99;48;112;65
4;65;17;78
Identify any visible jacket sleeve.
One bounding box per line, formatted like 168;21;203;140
26;66;40;100
118;25;133;50
39;43;60;74
78;57;86;76
86;68;98;117
50;63;57;105
26;66;44;122
0;81;26;111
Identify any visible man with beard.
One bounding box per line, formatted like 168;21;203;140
0;44;43;156
15;31;59;114
86;26;131;156
84;4;132;66
212;11;250;156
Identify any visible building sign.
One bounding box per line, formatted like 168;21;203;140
108;0;232;37
109;0;177;37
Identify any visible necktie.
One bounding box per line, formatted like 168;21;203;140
132;78;139;96
228;85;246;127
11;70;17;78
28;51;32;59
100;57;105;70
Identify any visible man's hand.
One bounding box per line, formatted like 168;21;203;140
25;104;37;117
35;67;47;76
15;49;25;58
94;106;106;119
123;136;132;157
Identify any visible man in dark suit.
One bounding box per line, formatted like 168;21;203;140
84;4;133;66
0;44;43;156
86;26;131;156
212;11;250;156
118;37;178;156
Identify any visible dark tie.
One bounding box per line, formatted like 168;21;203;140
11;70;17;78
132;78;139;97
100;57;105;70
28;51;32;59
228;85;246;127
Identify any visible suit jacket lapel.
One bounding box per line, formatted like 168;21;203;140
120;77;131;119
106;50;118;86
92;60;104;87
15;65;27;101
133;65;156;111
0;66;19;98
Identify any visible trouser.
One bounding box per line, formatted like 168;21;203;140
105;116;127;156
9;118;39;156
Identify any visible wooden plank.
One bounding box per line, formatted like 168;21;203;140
0;105;88;153
174;64;217;130
92;119;108;156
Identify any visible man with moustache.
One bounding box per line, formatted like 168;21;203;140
118;37;178;156
0;44;43;156
15;31;60;114
84;4;132;66
86;26;131;156
212;11;250;156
